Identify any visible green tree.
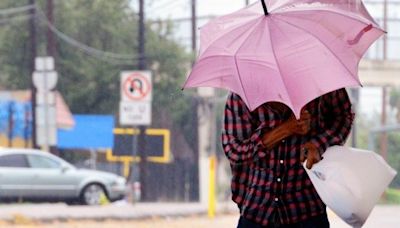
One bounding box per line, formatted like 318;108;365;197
0;0;198;155
0;0;191;113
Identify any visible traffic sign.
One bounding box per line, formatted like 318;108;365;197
35;56;54;71
119;101;151;126
33;56;58;148
120;71;152;126
121;71;152;102
33;71;58;91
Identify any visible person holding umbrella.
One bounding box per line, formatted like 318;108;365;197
182;1;384;227
222;88;354;227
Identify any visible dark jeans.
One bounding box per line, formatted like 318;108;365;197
237;213;330;228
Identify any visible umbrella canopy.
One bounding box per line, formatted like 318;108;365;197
183;0;385;118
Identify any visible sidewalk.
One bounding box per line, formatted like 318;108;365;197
0;202;398;228
0;201;237;222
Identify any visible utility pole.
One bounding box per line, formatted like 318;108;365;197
383;0;387;59
29;0;38;149
245;0;250;5
191;0;197;52
46;0;59;155
190;0;200;202
351;88;359;147
380;1;388;162
380;87;388;162
46;0;55;57
138;0;148;202
8;103;13;148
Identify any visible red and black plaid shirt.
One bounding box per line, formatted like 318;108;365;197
222;88;354;226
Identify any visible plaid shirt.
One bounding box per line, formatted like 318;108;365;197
222;89;354;226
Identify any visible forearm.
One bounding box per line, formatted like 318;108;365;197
311;113;354;154
311;89;355;154
261;121;293;150
222;93;270;165
222;131;267;164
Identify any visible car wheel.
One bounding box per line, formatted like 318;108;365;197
80;183;107;205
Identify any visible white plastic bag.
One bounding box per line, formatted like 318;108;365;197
304;146;397;228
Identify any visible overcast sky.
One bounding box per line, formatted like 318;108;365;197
144;0;249;19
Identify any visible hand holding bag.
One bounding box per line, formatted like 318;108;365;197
304;146;397;228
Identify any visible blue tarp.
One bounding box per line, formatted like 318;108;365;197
57;115;114;149
0;101;32;139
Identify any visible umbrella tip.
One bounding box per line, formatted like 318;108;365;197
261;0;269;16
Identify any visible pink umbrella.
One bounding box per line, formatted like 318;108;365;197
182;0;385;118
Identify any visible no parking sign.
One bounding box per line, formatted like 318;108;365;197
120;71;152;126
121;71;152;102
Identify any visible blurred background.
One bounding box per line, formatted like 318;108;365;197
0;0;399;227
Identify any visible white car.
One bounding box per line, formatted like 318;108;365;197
0;148;127;205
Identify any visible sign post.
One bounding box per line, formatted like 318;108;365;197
119;71;152;200
33;56;58;151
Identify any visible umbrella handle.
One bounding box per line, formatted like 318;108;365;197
261;0;269;16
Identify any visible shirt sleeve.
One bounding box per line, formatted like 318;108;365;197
221;93;270;165
310;88;355;155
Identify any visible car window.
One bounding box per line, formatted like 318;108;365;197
0;154;29;168
27;155;61;169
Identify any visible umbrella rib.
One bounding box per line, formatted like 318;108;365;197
199;16;263;58
275;9;385;37
232;18;265;107
273;7;377;27
275;10;385;59
265;18;294;111
276;17;359;84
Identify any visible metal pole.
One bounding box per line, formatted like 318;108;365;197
24;104;29;148
351;88;359;147
46;0;55;57
380;86;388;162
29;0;38;149
191;0;197;52
47;0;59;155
191;0;200;201
138;0;148;202
380;86;388;201
383;0;387;60
245;0;250;6
8;103;13;148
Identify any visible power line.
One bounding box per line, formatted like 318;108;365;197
0;13;34;25
150;0;188;14
150;0;186;11
149;14;215;24
0;4;186;65
0;4;35;25
0;4;35;16
34;6;142;64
